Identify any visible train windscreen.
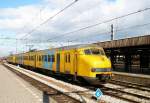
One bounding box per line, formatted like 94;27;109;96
84;48;105;55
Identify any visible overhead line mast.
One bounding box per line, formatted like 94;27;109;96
45;7;150;42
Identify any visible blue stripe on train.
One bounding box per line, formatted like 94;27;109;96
43;49;55;70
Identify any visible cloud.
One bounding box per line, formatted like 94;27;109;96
0;0;150;56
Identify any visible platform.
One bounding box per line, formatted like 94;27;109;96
0;64;43;103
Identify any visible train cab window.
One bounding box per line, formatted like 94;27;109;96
84;48;105;55
91;49;105;55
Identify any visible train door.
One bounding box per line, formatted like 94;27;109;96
34;55;36;68
73;50;78;80
56;53;60;72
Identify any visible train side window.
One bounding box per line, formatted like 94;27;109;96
44;55;47;62
48;55;51;62
39;56;41;61
52;55;55;62
65;54;67;63
42;55;44;61
43;55;45;61
68;53;70;63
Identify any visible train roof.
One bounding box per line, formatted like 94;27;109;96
54;44;100;50
8;44;101;56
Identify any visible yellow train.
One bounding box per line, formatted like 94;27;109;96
7;44;112;83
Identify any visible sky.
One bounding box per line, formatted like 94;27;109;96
0;0;41;8
0;0;150;57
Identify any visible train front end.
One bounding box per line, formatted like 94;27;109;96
79;46;112;83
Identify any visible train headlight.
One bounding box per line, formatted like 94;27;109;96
91;68;96;72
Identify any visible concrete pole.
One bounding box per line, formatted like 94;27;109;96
111;24;114;40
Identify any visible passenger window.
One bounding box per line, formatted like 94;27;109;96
36;56;38;61
48;55;51;62
39;56;41;61
42;55;44;61
52;55;55;62
68;54;70;63
44;55;47;62
65;54;67;63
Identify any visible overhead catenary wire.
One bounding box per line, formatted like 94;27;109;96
19;21;150;44
68;22;150;42
20;21;150;53
21;0;79;39
15;4;49;38
46;7;150;42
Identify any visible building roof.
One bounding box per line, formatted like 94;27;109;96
95;35;150;49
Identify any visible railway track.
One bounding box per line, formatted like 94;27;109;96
101;86;150;103
109;79;150;92
4;63;150;103
4;64;81;103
